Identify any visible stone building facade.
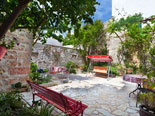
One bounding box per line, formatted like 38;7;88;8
32;43;82;69
0;30;32;91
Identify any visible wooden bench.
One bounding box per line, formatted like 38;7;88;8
27;80;87;116
92;66;107;74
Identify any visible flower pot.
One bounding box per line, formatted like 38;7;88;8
139;105;155;116
126;68;133;74
0;46;7;59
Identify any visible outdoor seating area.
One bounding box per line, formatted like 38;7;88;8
0;0;155;116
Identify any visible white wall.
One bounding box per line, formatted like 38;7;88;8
112;0;155;19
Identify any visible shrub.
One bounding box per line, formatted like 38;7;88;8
0;92;65;116
137;72;155;113
29;62;41;82
0;92;34;116
138;92;155;111
110;66;119;76
29;62;52;84
66;61;77;74
93;62;107;67
83;64;89;72
36;76;52;84
43;69;48;73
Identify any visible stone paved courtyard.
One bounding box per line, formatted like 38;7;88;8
22;74;140;116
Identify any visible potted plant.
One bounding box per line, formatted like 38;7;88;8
0;46;7;59
0;37;19;59
66;61;77;74
137;72;155;116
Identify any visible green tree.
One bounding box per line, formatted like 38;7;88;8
107;14;155;73
0;0;98;45
63;20;106;66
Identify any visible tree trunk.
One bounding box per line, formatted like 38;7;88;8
0;0;31;40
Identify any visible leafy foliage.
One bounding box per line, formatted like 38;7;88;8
0;37;19;49
11;82;27;91
29;62;41;81
138;92;155;112
32;102;66;116
109;13;155;111
149;47;155;70
66;61;77;74
110;66;119;76
107;14;155;111
0;92;34;116
0;0;99;44
63;20;106;66
107;14;155;73
29;62;51;84
0;92;64;116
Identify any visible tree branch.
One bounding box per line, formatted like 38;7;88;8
141;18;155;23
16;26;35;29
33;31;41;46
35;16;47;29
0;0;32;40
114;31;123;42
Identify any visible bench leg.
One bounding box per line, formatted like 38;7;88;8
81;111;84;116
32;94;35;107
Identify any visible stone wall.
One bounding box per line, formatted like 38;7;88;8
107;33;122;64
0;30;32;91
32;43;82;69
104;21;122;64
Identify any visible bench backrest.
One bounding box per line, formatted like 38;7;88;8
27;80;88;115
27;80;69;111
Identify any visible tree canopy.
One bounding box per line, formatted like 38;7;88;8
107;14;155;73
63;20;106;66
0;0;99;44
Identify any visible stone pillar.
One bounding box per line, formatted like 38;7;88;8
0;30;32;91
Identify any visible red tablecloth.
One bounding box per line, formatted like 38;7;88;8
123;74;147;84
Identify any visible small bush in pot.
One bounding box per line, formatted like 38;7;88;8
0;37;19;59
66;61;77;74
137;72;155;116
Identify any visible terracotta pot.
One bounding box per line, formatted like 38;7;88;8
0;46;7;59
139;105;155;116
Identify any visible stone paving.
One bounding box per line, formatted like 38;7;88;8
22;74;140;116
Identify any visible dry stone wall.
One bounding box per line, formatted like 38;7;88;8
0;30;32;91
32;43;82;69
